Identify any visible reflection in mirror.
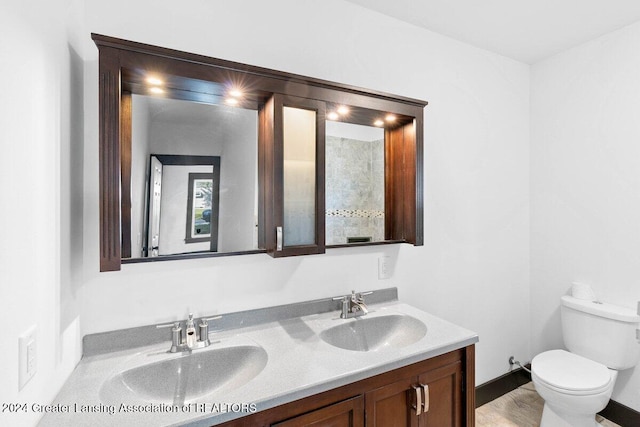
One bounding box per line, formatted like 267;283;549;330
127;95;258;258
185;171;217;245
146;155;220;257
325;121;385;245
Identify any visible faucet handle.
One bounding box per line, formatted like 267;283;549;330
198;316;221;329
353;290;373;301
157;321;181;330
332;295;349;301
200;315;222;322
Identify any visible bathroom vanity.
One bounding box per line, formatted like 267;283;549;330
39;290;477;427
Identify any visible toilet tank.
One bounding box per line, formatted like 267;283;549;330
561;295;640;370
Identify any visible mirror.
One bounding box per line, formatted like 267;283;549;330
325;121;385;245
94;34;425;271
126;95;258;259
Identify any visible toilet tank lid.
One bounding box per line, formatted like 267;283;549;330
561;296;640;323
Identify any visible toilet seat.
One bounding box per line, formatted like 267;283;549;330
532;350;612;395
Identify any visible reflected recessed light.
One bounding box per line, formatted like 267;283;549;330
327;111;339;120
337;106;349;115
385;114;396;122
225;98;239;106
147;77;163;86
229;89;243;98
149;87;164;94
374;119;384;127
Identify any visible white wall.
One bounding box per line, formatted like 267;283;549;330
214;108;259;253
0;1;84;426
80;0;530;388
130;95;151;256
158;164;212;255
531;21;640;411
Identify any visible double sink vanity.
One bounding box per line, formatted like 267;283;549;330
40;289;477;426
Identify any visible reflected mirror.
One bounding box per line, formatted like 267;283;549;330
325;121;385;245
126;95;258;259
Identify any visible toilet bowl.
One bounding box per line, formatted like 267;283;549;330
532;350;617;427
531;295;640;427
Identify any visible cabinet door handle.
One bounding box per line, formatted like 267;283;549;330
422;384;430;413
412;385;423;416
276;226;283;251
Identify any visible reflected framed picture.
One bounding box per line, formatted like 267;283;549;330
186;172;219;250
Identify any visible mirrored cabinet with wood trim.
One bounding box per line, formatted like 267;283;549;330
93;34;427;271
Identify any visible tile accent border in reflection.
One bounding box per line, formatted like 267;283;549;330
326;209;384;219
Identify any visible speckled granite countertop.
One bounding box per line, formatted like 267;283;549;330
39;301;477;426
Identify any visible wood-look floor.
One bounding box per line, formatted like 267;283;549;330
476;382;620;427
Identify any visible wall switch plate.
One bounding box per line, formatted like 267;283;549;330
19;325;37;390
378;256;390;280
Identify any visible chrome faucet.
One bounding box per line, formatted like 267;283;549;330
157;313;221;353
333;290;373;319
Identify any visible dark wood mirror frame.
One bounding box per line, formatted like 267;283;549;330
93;33;427;272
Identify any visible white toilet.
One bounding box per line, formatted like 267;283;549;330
532;295;640;426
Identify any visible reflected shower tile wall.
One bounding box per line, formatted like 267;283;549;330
326;136;384;245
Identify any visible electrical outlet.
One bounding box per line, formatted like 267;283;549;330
378;256;390;280
19;325;37;390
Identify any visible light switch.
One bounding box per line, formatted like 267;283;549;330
378;256;390;280
19;325;37;390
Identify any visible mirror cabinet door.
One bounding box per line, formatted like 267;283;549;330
265;94;326;257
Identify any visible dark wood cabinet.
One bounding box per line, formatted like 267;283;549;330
419;362;463;427
215;345;474;427
364;359;463;427
272;396;364;427
365;376;418;427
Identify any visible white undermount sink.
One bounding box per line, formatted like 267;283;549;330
319;314;427;352
100;344;267;405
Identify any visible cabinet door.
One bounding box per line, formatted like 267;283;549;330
272;395;364;427
365;376;419;427
262;94;326;257
417;362;463;427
